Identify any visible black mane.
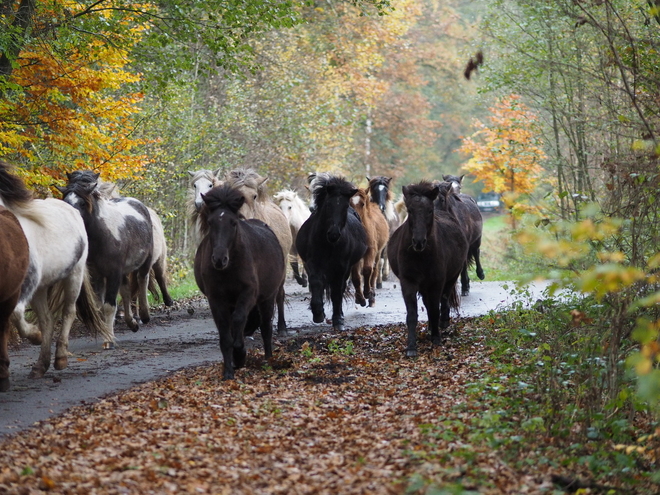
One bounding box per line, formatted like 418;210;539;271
0;160;33;207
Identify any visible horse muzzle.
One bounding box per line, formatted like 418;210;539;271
412;239;427;252
212;254;229;270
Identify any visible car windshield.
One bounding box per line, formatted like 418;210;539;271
478;193;499;201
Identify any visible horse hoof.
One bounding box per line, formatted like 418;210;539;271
439;319;450;330
29;367;46;379
355;296;366;307
461;290;469;297
313;313;325;324
222;366;235;380
0;377;10;392
376;282;382;289
406;349;418;358
128;319;139;332
27;333;42;346
54;356;68;370
368;297;376;307
301;280;308;288
164;297;174;307
103;341;115;350
333;324;345;332
477;269;485;280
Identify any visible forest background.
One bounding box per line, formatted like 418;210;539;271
2;0;660;483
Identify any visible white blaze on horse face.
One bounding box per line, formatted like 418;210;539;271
351;196;360;206
378;184;386;192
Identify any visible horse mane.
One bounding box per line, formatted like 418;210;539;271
403;180;438;201
224;167;270;202
59;172;102;213
0;160;33;208
198;185;246;238
309;173;355;208
97;180;121;199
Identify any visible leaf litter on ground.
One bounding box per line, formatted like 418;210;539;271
0;320;654;494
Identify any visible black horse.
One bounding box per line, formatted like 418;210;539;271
435;180;484;296
296;174;367;331
58;171;154;349
194;185;286;380
387;181;468;357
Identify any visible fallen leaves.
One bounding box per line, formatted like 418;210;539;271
0;322;653;493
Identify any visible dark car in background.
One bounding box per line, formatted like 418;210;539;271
476;192;502;212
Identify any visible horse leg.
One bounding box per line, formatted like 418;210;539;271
136;261;151;325
290;253;306;287
230;292;254;373
101;277;121;349
54;270;83;371
258;299;276;360
330;277;347;331
382;249;390;282
401;282;419;357
367;252;382;307
209;304;235;380
28;289;54;379
474;243;485;280
308;273;326;324
376;254;384;289
351;261;366;307
422;290;442;346
276;285;288;335
460;262;470;297
119;281;139;332
0;304;14;392
153;258;174;307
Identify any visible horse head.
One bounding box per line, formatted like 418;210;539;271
367;176;392;213
200;185;245;271
403;182;439;252
189;169;221;212
57;171;101;214
312;175;358;244
442;174;464;194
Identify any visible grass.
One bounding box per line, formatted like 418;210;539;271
480;214;547;282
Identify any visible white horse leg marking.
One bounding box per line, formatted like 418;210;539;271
102;302;117;349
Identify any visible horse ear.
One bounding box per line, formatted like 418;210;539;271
348;187;359;198
54;185;66;195
426;184;440;202
93;172;100;180
188;170;195;177
213;168;222;177
366;176;371;182
402;185;410;198
459;175;464;182
442;175;449;181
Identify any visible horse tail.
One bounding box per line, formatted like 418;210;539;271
147;268;160;301
76;270;114;343
448;282;461;311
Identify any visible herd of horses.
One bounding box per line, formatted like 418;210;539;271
0;160;485;386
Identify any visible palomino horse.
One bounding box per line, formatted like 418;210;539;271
367;176;400;287
435;180;484;296
387;181;468;357
296;174;367;331
58;171;154;349
0;205;29;391
0;161;106;381
350;188;389;307
273;189;310;287
195;185;286;380
223;167;292;334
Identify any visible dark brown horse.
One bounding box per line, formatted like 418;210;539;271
0;206;29;392
387;181;468;357
435;181;484;296
296;174;367;331
194;185;286;380
350;188;389;307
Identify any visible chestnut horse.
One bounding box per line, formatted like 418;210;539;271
0;206;29;391
387;181;468;357
350;188;389;307
367;176;400;287
194;185;286;380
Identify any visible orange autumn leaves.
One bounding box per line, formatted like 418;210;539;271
459;94;545;197
0;2;151;188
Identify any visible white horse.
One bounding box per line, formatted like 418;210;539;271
273;189;311;287
187;169;222;242
0;161;107;380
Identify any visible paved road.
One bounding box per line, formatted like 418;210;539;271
0;278;551;438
